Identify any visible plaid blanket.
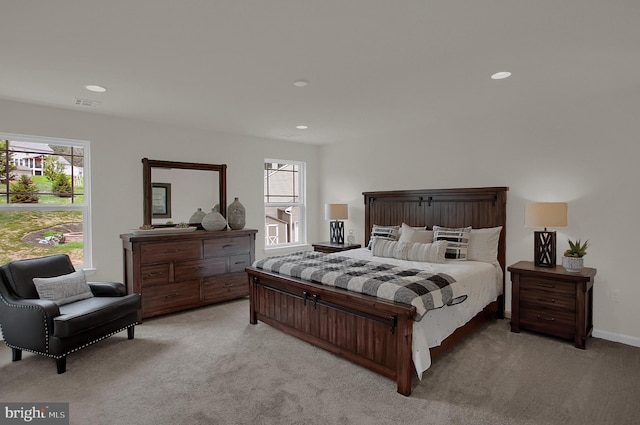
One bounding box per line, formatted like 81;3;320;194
252;251;467;321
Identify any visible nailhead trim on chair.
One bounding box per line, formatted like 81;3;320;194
1;292;137;360
3;324;137;359
0;293;51;353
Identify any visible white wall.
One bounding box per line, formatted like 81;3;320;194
0;98;320;282
318;92;640;346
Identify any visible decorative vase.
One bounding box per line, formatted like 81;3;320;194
189;207;206;224
201;209;227;231
227;197;246;230
562;256;584;272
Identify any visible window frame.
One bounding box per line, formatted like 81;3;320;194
0;132;92;268
263;158;306;249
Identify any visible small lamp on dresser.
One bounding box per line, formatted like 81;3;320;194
325;203;348;244
524;202;568;267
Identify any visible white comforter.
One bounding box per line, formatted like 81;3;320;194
328;248;503;379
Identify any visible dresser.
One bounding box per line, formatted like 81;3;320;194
120;229;257;321
508;261;596;349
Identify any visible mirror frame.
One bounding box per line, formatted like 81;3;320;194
142;158;227;226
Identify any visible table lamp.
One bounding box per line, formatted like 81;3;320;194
325;203;348;244
525;202;568;267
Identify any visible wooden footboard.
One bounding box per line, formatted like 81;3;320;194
247;267;416;396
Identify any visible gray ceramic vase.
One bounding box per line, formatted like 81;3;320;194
227;197;246;230
201;209;227;231
189;207;206;224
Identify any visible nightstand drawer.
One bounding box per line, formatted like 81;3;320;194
520;308;575;339
520;289;575;312
520;276;575;296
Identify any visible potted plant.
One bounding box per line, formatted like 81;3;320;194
562;239;589;272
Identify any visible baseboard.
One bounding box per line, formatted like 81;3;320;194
593;329;640;348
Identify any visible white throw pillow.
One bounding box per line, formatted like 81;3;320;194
467;226;502;264
372;238;448;264
33;270;93;306
398;223;434;244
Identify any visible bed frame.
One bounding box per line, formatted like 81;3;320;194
247;186;508;396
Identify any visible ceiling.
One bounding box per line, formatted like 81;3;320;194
1;1;638;144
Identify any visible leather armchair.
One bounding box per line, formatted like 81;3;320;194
0;254;141;373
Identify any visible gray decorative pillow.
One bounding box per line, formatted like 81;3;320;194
33;270;93;305
372;239;448;264
433;225;472;260
367;225;400;249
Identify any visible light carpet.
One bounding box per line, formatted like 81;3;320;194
1;299;639;425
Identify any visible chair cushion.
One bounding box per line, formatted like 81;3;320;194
53;294;142;338
33;270;93;305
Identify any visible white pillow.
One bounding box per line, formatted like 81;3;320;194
398;223;434;244
372;238;448;264
33;270;93;306
467;226;502;264
433;225;472;260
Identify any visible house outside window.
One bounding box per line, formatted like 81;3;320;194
264;159;306;248
0;133;91;268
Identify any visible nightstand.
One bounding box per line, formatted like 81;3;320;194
312;242;361;253
508;261;596;349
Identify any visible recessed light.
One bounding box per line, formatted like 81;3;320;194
296;125;308;130
85;84;107;92
293;80;309;87
491;72;511;80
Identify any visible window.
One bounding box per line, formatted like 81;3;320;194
264;160;306;247
0;133;91;268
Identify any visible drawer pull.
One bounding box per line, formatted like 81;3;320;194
536;314;555;322
537;283;555;288
224;283;234;288
145;272;164;277
223;244;233;249
165;293;179;299
195;266;207;270
234;261;246;265
163;249;178;254
536;297;556;303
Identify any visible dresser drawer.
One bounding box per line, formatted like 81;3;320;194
520;289;575;312
520;276;575;296
174;257;227;280
203;236;250;257
202;273;248;303
520;307;575;339
229;254;251;273
140;240;202;264
140;263;170;286
141;280;201;317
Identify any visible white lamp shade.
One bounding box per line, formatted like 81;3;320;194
524;202;568;228
325;203;348;220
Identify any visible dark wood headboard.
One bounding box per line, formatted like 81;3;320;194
363;186;509;303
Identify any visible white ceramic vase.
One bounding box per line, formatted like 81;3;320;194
562;256;584;272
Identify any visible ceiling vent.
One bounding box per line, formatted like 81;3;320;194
74;98;102;107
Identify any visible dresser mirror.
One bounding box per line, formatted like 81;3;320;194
142;158;227;226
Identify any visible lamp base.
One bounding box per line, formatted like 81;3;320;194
329;221;344;244
534;230;556;267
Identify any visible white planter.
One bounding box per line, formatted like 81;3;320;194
562;256;584;272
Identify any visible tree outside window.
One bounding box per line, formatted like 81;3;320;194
0;135;91;267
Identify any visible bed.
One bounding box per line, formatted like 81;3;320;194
247;186;508;396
